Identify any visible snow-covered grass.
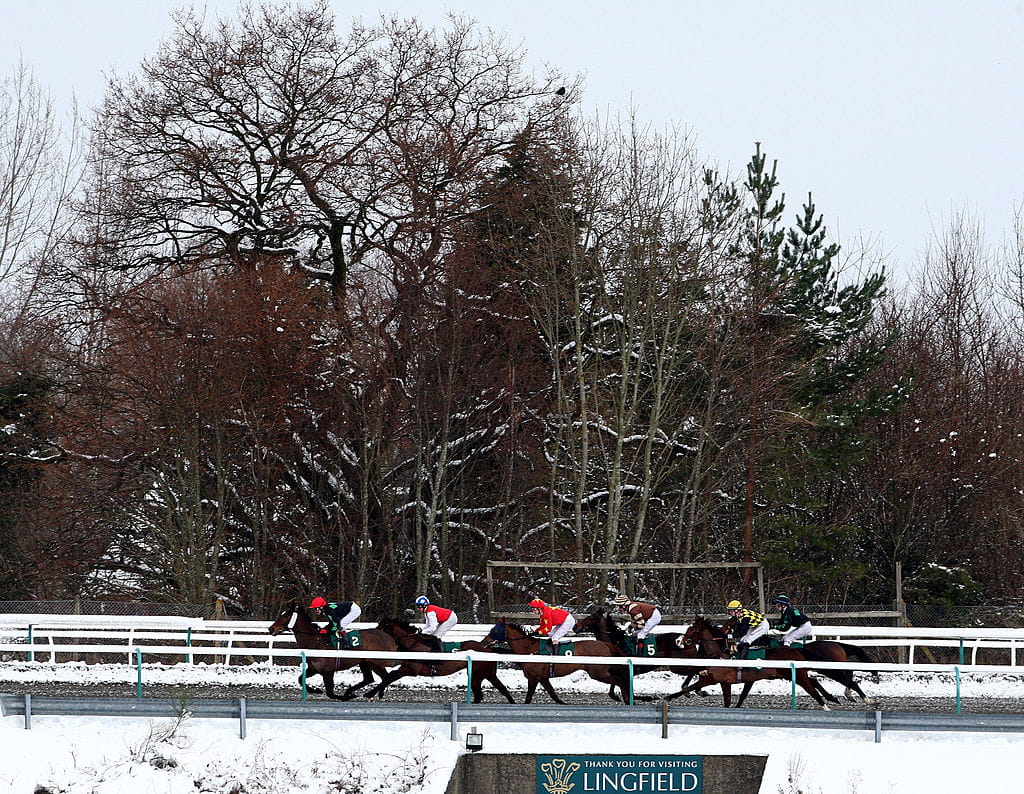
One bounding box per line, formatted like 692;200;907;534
3;659;1024;792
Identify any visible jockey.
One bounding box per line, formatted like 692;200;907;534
726;599;768;659
414;595;458;650
309;596;361;649
772;594;813;645
611;594;662;651
528;598;576;645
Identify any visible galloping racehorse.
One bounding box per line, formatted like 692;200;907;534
369;617;516;703
268;601;397;700
482;618;633;705
723;616;879;705
576;608;714;699
676;616;838;709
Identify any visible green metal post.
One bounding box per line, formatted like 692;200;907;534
627;659;634;706
136;647;143;699
186;627;193;664
790;663;797;710
954;665;961;714
465;656;473;704
27;625;33;663
958;638;964;665
301;652;308;702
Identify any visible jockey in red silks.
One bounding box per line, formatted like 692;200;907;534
528;598;576;645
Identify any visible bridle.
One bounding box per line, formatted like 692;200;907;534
682;619;728;658
273;605;327;640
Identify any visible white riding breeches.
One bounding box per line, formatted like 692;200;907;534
549;614;576;644
740;620;769;646
635;608;661;640
423;613;458;640
782;622;813;645
338;603;361;630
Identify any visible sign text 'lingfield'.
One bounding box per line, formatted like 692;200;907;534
536;755;702;794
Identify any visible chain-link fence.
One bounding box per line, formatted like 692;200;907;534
0;600;211;618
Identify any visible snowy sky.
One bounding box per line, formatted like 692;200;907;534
4;1;1024;285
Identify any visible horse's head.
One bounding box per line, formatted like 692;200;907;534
484;622;507;644
575;609;604;634
379;616;416;636
678;615;708;648
268;601;302;635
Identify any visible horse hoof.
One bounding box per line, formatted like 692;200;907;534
822;703;831;711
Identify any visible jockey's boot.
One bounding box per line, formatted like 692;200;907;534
538;637;551;655
736;642;750;660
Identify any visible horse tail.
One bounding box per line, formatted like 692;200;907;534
838;642;874;664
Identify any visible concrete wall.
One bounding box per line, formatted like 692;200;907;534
445;753;767;794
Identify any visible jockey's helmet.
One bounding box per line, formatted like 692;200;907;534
309;596;327;609
612;594;630;606
774;594;791;606
528;598;546;609
726;599;743;611
414;595;429;608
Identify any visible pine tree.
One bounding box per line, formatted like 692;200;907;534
725;144;897;597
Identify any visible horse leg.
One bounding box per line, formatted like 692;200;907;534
340;662;377;699
844;677;877;705
469;668;485;704
539;677;565;705
485;671;516;704
525;679;539;704
676;670;708;697
365;667;407;700
298;669;323;694
812;676;840;704
721;681;733;708
796;671;829;710
733;682;753;708
666;670;718;702
323;671;342;700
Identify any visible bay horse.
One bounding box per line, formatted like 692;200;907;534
576;608;715;699
482;618;633;705
268;601;397;700
369;617;516;703
723;616;879;705
676;616;837;709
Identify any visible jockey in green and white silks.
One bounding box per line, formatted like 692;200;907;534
773;594;813;645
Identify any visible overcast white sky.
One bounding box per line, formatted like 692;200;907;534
4;1;1023;284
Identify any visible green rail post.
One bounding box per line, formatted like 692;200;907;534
301;652;308;702
135;647;143;699
954;665;961;714
465;656;473;704
958;638;964;665
790;663;797;710
186;627;193;664
627;659;635;706
27;625;33;663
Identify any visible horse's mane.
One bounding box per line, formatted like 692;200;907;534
504;621;528;634
387;616;417;633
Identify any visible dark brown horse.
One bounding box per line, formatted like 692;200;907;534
677;616;838;709
268;601;397;700
482;618;632;704
723;616;879;705
576;608;714;699
368;617;516;703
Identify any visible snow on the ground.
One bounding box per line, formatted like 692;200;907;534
3;660;1024;793
3;658;1023;700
